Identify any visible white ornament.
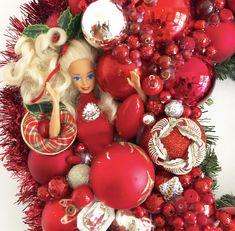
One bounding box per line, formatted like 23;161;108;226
67;164;90;189
165;100;184;118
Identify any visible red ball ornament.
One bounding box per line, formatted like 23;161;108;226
143;193;165;214
38;118;50;138
116;94;144;140
71;185;94;208
153;215;166;228
28;149;74;184
42;200;78;231
142;75;163;96
48;176;69;199
68;0;87;15
163;203;176;217
175;197;188;213
160;91;172;104
37;185;50;201
195;0;216;19
165;57;215;106
206;22;235;63
183;189;200;204
90;142;155;210
146;99;164;115
132;206;147;218
184;211;197;225
227;0;235;14
96;53;143;100
194;178;211;193
142;0;190;41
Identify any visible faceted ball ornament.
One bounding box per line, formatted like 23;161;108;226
82;0;127;50
164;100;184;118
90;142;155;210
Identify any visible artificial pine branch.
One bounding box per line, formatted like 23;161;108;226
215;56;235;81
216;194;235;209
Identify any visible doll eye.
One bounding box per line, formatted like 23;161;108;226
73;75;81;81
87;73;95;80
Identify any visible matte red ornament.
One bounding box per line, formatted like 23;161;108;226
28;149;74;184
165;57;215;106
142;0;190;41
116;94;144;140
206;22;235;63
142;75;163;96
41;200;78;231
96;53;143;100
71;185;94;208
90;142;155;210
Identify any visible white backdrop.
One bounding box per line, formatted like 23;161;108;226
0;1;235;231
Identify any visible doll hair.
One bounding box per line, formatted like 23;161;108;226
2;27;117;120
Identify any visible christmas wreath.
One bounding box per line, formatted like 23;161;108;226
1;0;235;230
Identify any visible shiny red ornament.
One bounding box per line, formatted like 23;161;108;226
96;53;143;100
191;107;202;119
195;0;215;19
175;197;188;213
173;217;184;229
160;91;172;104
153;215;166;228
28;149;74;184
90;142;155;210
42;199;78;231
184;211;197;225
165;57;215;106
142;75;163;96
184;189;200;204
183;106;192;118
75;143;86;154
132;206;147;218
219;9;234;22
163;203;176;217
179;174;192;188
116;94;144;140
143;193;165;214
48;177;69;199
192;31;211;50
227;0;235;14
194;178;211;193
71;185;94;208
142;0;190;41
206;22;235;63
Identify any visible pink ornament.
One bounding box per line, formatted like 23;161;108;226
116;94;144;140
142;0;190;41
96;53;143;99
206;22;235;63
90;142;155;210
28;149;75;184
165;57;215;106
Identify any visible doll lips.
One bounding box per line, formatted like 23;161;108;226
81;86;91;91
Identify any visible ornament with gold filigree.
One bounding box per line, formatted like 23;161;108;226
148;117;207;175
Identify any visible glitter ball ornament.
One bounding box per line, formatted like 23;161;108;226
82;0;127;50
67;164;90;189
148;118;206;175
48;177;69;199
90;142;155;209
164;100;184;118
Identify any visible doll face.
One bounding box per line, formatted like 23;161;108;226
68;59;95;94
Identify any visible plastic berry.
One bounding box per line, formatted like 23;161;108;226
76;143;86;153
194;178;210;193
201;193;215;205
71;184;94;208
217;212;232;226
113;44;129;61
173;217;185;229
192;31;211;49
197;214;208;226
204;177;213;188
126;35;140;50
180;37;196;51
196;0;215;19
140;33;154;46
143;193;165;214
206;46;217;58
37;185;50;201
132;206;147;218
130;50;140;61
129;23;141;34
179;174;192;188
194;202;206;215
183;106;192;118
190;167;203;179
214;0;225;10
147;64;158;74
194;20;206;30
184;189;200;204
151;52;161;64
166;44;179;56
157;55;172;68
146;99;164;116
142;75;163;96
184;211;197;225
175;197;188;213
129;10;143;22
163;203;175;217
140;45;154;60
153;215;166;228
185;224;200;231
219;8;234;22
160;91;172;104
191;107;202;119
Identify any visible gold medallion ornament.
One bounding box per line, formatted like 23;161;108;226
148;118;206;175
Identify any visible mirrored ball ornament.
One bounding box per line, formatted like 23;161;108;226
165;100;184;118
82;0;127;50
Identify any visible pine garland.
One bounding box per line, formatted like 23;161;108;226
216;194;235;209
215;56;235;81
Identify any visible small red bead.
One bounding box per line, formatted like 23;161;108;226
151;52;161;64
143;193;165;214
153;215;166;228
113;44;129;61
129;10;143;22
166;43;179;56
190;167;203;179
160;68;175;80
214;0;226;10
140;33;154;46
130;50;140;61
76;143;86;153
173;217;184;229
146;99;164;116
194;20;206;30
37;185;50;201
180;36;196;51
204;177;214;188
201;193;215;205
197;214;208;226
160;91;172;104
72;184;94;208
158;55;172;68
192;31;211;50
194;178;210;193
129;23;141;34
179;174;192;188
163;203;175;217
184;189;200;204
182;50;193;60
140;24;154;35
48;176;69;199
184;211;197;225
217;212;232;226
206;46;217;58
175;197;188;213
183;106;192;118
126;35;140;49
140;45;154;60
132;206;147;218
219;8;234;22
185;224;200;231
194;202;206;215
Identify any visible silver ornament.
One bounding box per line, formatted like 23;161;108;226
82;0;127;50
164;100;184;118
82;102;101;121
67;164;90;189
159;177;184;201
142;113;156;127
